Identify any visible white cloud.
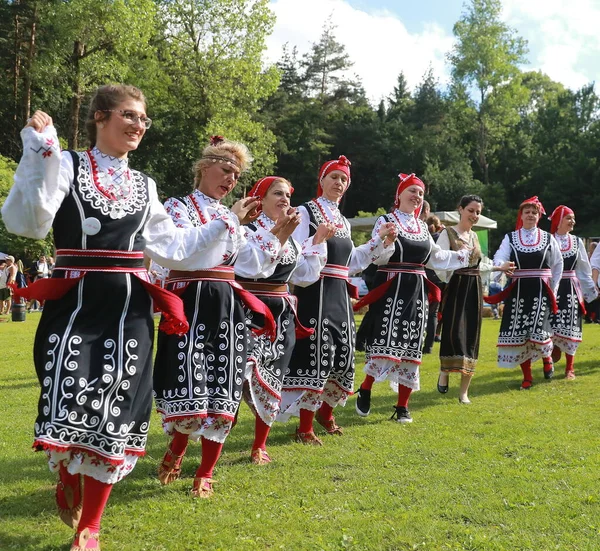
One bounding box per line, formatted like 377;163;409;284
266;0;455;104
502;0;600;90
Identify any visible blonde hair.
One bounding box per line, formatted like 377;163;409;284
193;139;253;189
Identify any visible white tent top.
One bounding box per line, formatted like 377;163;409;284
0;251;8;260
348;211;497;231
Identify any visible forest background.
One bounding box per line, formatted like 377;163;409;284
2;0;600;261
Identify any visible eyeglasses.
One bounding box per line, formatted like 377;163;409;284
101;110;152;129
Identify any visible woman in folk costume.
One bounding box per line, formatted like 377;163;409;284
485;196;563;389
548;205;598;379
353;174;470;423
435;195;514;403
153;137;298;498
279;155;398;445
1;85;243;551
236;176;335;464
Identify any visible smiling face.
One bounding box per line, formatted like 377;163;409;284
261;180;292;221
557;213;575;234
520;205;541;230
95;98;147;158
320;170;349;202
198;161;241;200
459;201;482;228
398;184;424;214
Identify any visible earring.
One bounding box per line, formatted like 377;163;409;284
99;123;105;129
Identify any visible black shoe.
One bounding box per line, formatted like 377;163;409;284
355;388;371;417
422;347;432;354
434;336;441;343
437;374;449;394
543;364;554;380
390;406;413;424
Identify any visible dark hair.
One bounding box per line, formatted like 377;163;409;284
85;84;146;147
458;194;483;210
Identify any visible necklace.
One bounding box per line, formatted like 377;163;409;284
313;199;344;229
392;209;420;234
518;227;541;247
87;150;132;202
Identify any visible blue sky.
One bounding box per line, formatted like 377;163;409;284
266;0;600;103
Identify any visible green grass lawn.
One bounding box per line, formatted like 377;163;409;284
1;312;600;550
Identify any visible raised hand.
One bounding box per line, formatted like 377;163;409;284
273;208;301;245
26;110;53;133
231;196;261;225
313;223;336;245
378;222;397;247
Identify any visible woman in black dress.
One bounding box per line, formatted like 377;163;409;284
435;195;513;403
237;176;334;463
1;85;238;551
279;156;397;444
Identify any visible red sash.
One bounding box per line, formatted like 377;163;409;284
353;262;440;312
12;249;189;335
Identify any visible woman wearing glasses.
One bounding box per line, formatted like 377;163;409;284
1;84;261;551
153;141;299;498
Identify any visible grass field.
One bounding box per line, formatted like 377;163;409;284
1;312;600;551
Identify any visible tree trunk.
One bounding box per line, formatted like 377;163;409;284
22;1;38;121
13;2;22;126
69;40;85;150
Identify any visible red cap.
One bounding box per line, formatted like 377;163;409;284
548;205;574;234
247;176;293;213
516;196;545;230
394;173;426;216
317;155;351;198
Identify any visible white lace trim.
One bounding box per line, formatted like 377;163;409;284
390;210;429;241
554;233;577;259
510;228;550;253
308;199;350;239
78;150;147;219
46;449;138;484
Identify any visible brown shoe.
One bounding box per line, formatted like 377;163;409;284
565;370;576;380
315;412;344;435
56;475;83;530
70;528;100;550
251;448;272;465
158;448;186;486
294;428;323;446
190;477;214;498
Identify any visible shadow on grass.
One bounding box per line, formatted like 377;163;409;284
0;530;70;551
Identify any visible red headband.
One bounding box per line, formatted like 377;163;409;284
394;173;426;216
548;205;574;234
317;155;351;198
516;196;546;230
247;176;294;213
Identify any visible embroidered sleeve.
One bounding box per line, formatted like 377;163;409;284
234;226;282;278
575;238;598;302
427;233;470;271
290;236;327;287
144;182;240;270
1;126;72;239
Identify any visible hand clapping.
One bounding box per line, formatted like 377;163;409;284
26;110;53;133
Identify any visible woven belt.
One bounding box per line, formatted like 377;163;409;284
238;281;288;294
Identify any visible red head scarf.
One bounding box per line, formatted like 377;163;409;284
548;205;574;234
516;196;546;230
394;173;426;217
247;176;294;213
317;155;351;198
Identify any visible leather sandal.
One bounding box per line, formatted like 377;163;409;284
190;477;214;499
70;528;100;551
315;413;344;435
520;379;533;390
56;475;83;530
158;448;186;485
251;448;272;465
294;428;323;446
